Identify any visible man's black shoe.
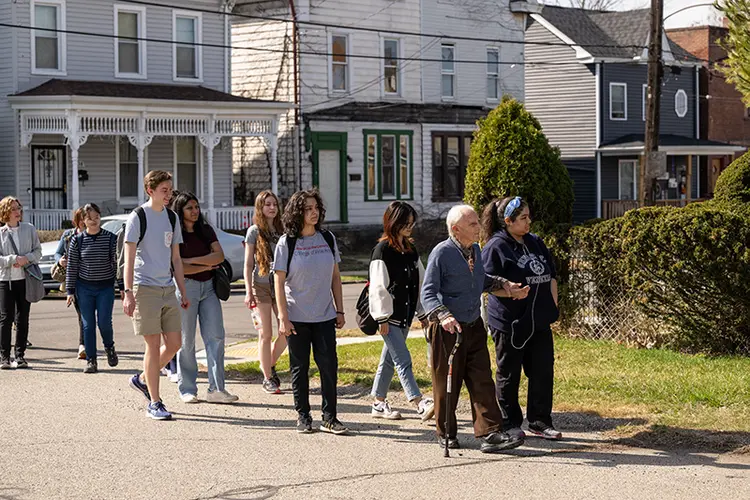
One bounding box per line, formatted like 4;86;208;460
438;436;460;449
105;346;119;367
480;431;524;453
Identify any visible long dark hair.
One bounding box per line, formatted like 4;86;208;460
480;196;529;244
171;191;210;241
379;201;417;253
253;190;283;277
282;189;326;237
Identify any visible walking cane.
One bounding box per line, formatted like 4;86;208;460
444;330;463;458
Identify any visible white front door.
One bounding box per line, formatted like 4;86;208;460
318;149;341;221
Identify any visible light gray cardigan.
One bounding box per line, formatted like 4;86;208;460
0;222;43;282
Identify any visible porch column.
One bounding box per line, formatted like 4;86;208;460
199;116;221;224
65;110;88;209
686;155;693;204
130;113;153;204
269;119;279;194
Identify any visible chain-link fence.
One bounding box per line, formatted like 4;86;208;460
559;248;671;348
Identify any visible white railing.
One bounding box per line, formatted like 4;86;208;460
206;207;255;231
25;209;71;231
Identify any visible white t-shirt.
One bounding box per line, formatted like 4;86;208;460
8;227;24;281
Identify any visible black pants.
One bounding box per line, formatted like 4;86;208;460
288;319;338;422
491;326;555;428
1;280;31;359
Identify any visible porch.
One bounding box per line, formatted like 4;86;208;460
9;79;290;230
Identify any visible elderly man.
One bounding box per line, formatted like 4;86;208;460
421;205;527;453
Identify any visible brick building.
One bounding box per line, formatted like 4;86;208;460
668;25;750;196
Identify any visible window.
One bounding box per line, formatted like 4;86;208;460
363;130;413;201
618;159;638;200
610;83;627;120
118;138;139;200
487;48;499;101
115;5;146;78
642;84;647;121
176;137;198;195
31;0;66;74
432;132;472;200
330;34;349;92
174;12;202;80
383;38;399;95
675;89;688;118
441;44;455;99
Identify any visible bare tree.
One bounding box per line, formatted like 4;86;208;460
560;0;628;11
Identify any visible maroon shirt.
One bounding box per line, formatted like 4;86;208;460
180;225;218;282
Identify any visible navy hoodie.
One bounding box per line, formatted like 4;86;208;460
481;230;559;335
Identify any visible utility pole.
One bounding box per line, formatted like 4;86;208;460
641;0;665;207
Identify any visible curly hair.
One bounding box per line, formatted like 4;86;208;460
281;189;326;238
0;196;22;224
480;196;529;244
253;191;283;277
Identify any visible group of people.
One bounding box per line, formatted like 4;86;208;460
0;169;562;451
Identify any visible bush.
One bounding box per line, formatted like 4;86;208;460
713;151;750;204
566;204;750;354
463;95;574;229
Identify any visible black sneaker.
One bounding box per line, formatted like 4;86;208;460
0;356;12;370
270;365;281;387
105;346;119;367
480;431;524;453
14;356;28;369
296;414;313;434
84;359;98;374
528;421;562;440
320;418;348;435
438;436;460;449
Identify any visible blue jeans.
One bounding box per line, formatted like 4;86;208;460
75;281;115;362
371;324;422;401
177;278;226;396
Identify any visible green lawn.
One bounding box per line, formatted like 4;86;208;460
227;335;750;435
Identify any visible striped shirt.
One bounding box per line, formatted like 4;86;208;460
65;229;122;295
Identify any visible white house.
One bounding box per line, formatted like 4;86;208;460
232;0;540;226
1;0;290;230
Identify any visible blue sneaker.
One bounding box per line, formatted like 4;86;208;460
146;401;172;421
129;374;150;402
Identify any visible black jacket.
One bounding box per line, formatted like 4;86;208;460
368;240;425;328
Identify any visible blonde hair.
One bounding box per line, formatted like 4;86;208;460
0;196;22;224
253;191;283;277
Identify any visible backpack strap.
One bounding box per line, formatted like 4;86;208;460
134;206;147;246
285;236;297;271
167;209;177;233
321;229;336;256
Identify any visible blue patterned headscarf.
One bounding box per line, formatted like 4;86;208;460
504;196;523;219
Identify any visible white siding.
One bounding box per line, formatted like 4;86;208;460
524;19;597;157
420;0;526;105
0;0;17;198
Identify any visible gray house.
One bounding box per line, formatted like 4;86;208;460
524;6;744;222
1;0;289;230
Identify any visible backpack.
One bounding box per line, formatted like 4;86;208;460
116;206;177;282
283;229;336;271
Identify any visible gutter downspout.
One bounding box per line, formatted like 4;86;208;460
222;1;234;94
12;0;20;202
595;62;602;219
289;0;302;190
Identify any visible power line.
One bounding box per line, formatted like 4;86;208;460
121;0;651;52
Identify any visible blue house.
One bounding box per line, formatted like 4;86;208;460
523;6;744;222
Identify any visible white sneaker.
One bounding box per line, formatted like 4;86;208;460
180;393;199;404
417;397;435;422
169;373;179;383
206;390;239;404
372;400;402;420
160;368;169;376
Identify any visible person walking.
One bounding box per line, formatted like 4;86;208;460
0;197;42;370
481;197;562;440
55;207;87;359
421;205;526;453
172;191;238;404
65;204;121;374
368;201;434;421
122;170;189;421
273;189;347;435
244;190;286;394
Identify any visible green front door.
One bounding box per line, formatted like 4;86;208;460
311;132;348;223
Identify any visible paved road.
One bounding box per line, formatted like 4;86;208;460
2;288;750;499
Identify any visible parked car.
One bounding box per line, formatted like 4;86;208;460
39;215;246;294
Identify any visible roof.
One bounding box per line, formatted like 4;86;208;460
599;133;746;154
12;79;278;104
305;102;490;125
536;6;700;63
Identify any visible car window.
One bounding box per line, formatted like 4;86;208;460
102;220;124;234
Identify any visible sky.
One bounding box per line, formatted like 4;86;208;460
553;0;724;28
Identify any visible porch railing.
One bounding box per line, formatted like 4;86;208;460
601;199;707;220
25;209;70;231
205;207;255;231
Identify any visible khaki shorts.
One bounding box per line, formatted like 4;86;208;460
252;280;275;305
132;284;182;336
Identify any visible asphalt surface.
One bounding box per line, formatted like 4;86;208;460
2;287;749;499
